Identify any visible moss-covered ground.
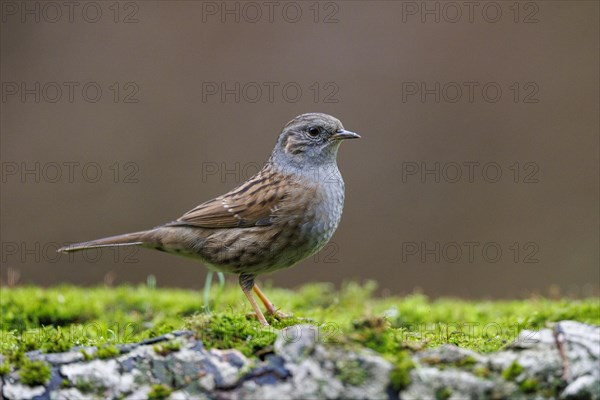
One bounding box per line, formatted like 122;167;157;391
1;281;598;372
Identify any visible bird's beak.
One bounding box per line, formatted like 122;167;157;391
331;129;361;140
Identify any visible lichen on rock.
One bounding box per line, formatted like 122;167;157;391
0;321;598;399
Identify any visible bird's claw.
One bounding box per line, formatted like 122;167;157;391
268;309;293;319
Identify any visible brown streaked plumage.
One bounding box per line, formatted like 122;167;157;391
167;167;302;229
58;113;360;326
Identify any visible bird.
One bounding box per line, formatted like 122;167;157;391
58;113;360;326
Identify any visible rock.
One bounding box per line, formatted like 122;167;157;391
399;321;599;399
0;321;597;399
51;387;93;400
208;349;251;388
562;375;600;399
414;344;487;367
38;351;85;366
2;381;45;399
401;367;510;400
60;359;137;398
275;324;320;361
237;325;392;400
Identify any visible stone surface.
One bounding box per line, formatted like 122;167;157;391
402;321;599;399
1;321;598;399
2;381;46;400
235;325;392;400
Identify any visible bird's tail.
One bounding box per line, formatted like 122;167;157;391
57;231;148;253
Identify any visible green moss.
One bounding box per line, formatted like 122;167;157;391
153;340;181;356
520;378;540;393
185;313;293;357
79;348;94;361
336;359;367;386
97;344;120;359
0;285;205;358
456;355;477;367
186;313;272;357
389;350;415;391
18;333;40;352
421;354;478;371
1;282;598;364
74;378;96;393
40;327;73;353
7;350;26;368
0;283;597;397
148;384;172;399
19;360;51;386
0;360;10;376
474;365;491;378
350;317;399;354
502;360;523;381
423;354;479;371
435;387;452;400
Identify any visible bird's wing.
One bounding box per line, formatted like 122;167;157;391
165;168;304;229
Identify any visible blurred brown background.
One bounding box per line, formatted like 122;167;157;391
1;1;598;298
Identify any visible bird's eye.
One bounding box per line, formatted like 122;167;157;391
307;127;321;137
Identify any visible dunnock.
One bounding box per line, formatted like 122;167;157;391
58;113;360;326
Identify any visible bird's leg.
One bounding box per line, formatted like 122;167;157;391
253;283;292;318
252;283;277;314
239;274;269;326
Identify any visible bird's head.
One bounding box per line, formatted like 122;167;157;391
270;113;360;170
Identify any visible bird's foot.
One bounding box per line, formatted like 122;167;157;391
245;309;293;324
245;312;270;326
267;309;294;319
